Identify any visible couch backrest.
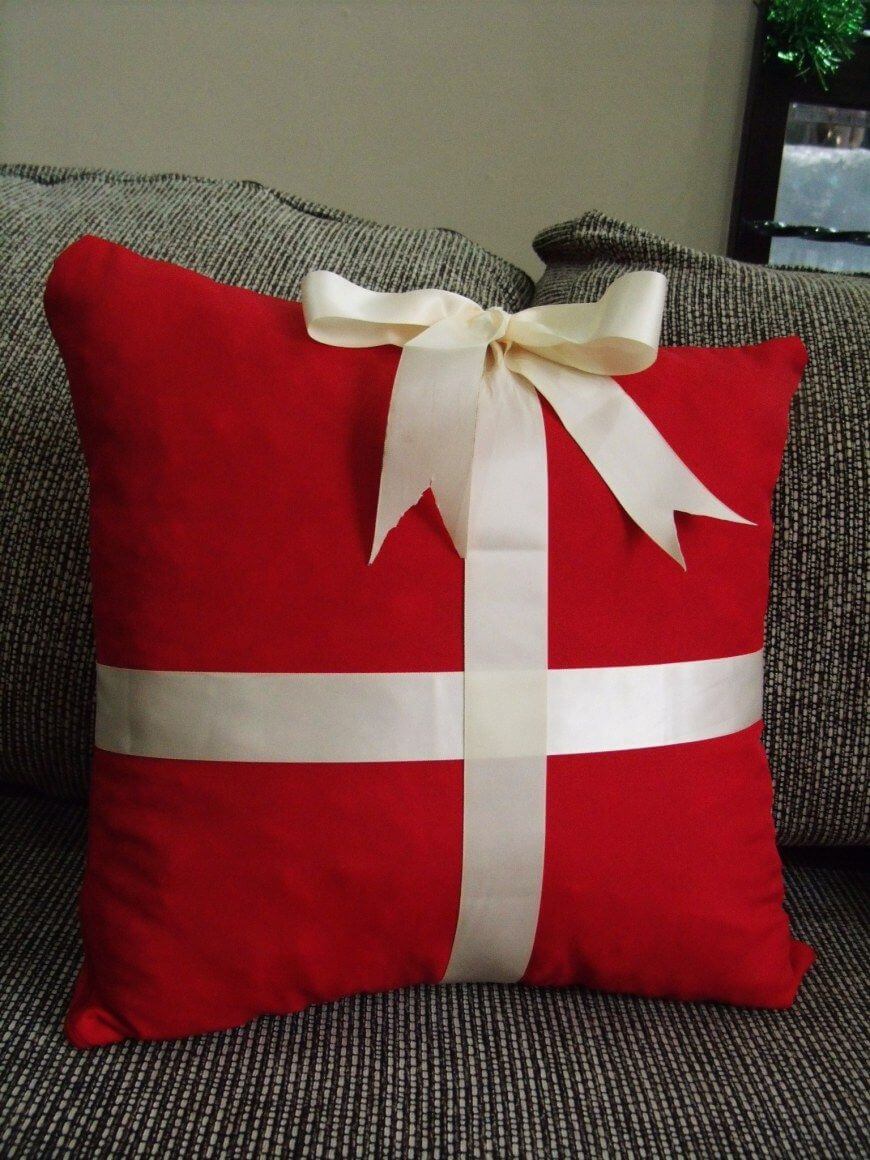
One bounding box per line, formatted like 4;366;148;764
0;164;533;800
534;211;869;846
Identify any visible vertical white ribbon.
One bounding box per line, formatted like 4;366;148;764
443;355;549;983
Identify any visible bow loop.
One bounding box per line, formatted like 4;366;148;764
506;270;667;376
301;270;482;349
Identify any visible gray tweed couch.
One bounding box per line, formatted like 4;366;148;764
1;165;867;1158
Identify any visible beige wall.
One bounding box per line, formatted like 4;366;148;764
0;1;756;273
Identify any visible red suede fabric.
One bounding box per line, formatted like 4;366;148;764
45;237;813;1048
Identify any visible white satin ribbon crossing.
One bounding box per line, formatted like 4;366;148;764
96;653;763;764
299;270;754;988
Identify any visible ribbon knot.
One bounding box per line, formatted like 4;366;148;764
479;307;511;345
301;269;750;567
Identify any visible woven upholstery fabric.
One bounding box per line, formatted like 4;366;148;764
533;213;869;847
1;793;867;1158
0;164;534;803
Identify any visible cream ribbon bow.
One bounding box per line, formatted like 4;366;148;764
300;270;750;566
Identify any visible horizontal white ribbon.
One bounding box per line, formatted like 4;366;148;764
95;653;762;764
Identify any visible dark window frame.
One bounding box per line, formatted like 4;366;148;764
728;11;869;264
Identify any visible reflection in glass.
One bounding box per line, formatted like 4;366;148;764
771;103;869;273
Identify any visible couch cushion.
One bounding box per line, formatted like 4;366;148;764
0;164;534;803
533;212;869;846
1;792;866;1158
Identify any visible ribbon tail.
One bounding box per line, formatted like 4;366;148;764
427;343;489;558
371;337;488;562
512;352;752;567
370;345;436;562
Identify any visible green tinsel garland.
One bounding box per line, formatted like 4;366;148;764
759;0;866;86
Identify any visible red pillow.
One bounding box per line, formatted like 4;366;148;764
45;236;813;1048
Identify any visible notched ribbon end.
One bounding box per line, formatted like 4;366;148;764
696;503;756;532
657;503;756;570
369;493;471;565
655;522;687;570
369;519;396;565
